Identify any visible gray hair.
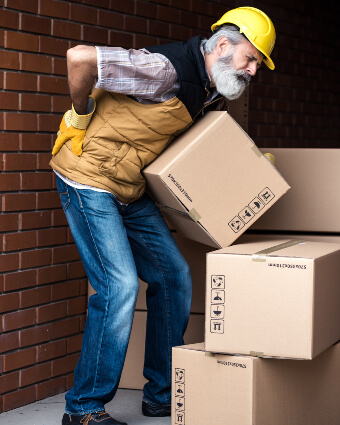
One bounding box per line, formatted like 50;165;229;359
202;24;245;53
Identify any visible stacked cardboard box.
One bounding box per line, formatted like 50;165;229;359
173;341;340;425
251;148;340;233
172;240;340;425
169;147;340;424
205;238;340;359
143;116;340;423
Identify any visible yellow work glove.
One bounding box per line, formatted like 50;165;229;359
52;96;96;156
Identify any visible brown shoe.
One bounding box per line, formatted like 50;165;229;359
62;411;127;425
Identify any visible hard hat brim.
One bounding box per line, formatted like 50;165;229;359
249;38;275;70
263;56;275;70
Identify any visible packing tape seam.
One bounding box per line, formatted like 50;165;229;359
251;144;263;158
188;208;201;222
156;203;194;222
252;239;305;262
250;351;264;357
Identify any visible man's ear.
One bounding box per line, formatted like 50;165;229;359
216;36;231;56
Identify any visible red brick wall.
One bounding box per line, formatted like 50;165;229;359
0;0;339;413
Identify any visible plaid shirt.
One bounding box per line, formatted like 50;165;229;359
95;46;180;104
95;45;219;105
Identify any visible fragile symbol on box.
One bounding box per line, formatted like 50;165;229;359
211;304;225;319
211;319;224;334
239;206;255;223
211;275;225;289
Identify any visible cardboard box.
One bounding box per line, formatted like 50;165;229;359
119;311;205;390
251;148;340;232
143;111;290;248
205;238;340;359
172;341;340;425
240;232;340;244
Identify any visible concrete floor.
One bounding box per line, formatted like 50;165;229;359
0;389;171;425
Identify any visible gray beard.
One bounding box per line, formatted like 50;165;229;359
211;53;251;100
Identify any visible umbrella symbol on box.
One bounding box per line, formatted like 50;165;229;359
211;305;225;319
214;306;222;315
249;197;265;213
176;396;185;411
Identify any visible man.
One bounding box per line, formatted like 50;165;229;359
50;7;276;425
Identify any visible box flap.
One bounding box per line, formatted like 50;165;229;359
212;238;340;260
174;342;205;352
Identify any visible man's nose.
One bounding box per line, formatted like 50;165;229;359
246;62;257;77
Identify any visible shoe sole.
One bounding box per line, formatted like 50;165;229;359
142;404;171;417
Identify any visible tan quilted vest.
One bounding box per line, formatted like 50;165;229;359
50;89;193;203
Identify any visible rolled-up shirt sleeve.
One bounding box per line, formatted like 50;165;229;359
95;46;178;103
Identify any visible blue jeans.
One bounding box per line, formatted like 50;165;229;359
56;175;192;415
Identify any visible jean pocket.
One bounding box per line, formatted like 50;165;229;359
56;176;71;211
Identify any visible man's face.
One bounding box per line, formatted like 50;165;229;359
231;38;263;75
211;38;263;100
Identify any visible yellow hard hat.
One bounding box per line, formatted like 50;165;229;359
211;7;276;70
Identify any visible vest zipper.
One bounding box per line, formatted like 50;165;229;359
193;96;222;121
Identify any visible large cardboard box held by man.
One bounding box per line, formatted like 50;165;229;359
205;238;340;359
172;341;340;425
143;111;290;248
251;148;340;232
